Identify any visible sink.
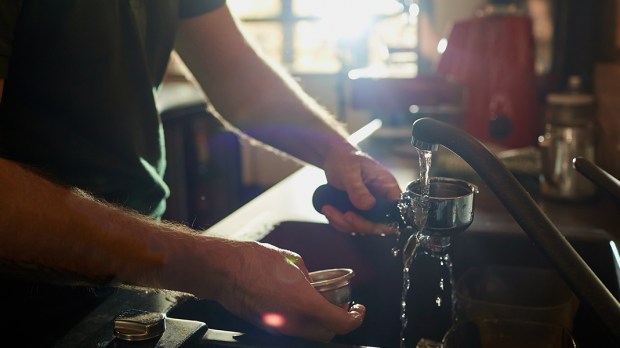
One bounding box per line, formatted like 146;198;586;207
168;221;620;348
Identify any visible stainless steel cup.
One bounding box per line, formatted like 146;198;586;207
309;268;355;309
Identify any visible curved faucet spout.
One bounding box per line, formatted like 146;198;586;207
411;117;620;343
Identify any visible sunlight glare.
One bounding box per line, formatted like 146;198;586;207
437;38;448;54
318;4;373;41
262;312;286;328
314;0;402;41
409;3;420;17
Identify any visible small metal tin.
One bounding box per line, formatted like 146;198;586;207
113;309;166;342
310;268;355;308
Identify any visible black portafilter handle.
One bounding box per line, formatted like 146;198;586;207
312;184;401;225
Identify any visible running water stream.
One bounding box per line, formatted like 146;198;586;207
397;149;455;348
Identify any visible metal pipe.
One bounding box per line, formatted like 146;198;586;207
411;117;620;343
574;156;620;205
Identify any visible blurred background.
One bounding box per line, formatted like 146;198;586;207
161;0;620;227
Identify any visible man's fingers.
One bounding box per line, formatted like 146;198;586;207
322;205;396;235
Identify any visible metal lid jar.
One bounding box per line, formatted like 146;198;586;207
539;76;598;200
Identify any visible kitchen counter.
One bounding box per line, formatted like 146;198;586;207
178;120;620;347
48;120;620;347
203;134;620;245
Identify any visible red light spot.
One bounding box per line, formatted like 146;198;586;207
262;313;286;328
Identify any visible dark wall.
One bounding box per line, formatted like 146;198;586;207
551;0;617;92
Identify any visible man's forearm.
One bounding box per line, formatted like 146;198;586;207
0;157;229;295
0;158;163;281
211;62;358;168
182;48;356;169
222;61;359;168
175;6;358;169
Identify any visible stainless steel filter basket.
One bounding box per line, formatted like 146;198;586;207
400;177;478;236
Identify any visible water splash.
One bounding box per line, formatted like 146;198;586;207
397;149;435;347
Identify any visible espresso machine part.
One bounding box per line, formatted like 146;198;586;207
312;184;401;225
410;117;620;343
574;156;620;204
539;76;597;201
113;309;166;342
436;2;538;148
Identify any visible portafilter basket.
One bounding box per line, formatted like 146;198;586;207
399;177;478;237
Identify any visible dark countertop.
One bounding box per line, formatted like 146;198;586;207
44;120;620;347
192;121;620;347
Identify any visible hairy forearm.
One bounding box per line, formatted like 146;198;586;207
0;158;162;280
216;62;358;168
175;7;358;169
0;158;235;298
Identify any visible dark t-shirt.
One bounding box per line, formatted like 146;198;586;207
0;0;225;218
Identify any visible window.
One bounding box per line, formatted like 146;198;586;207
229;1;554;78
228;0;417;75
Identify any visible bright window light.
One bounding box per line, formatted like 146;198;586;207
306;0;401;41
228;0;280;18
437;38;448;54
228;0;418;74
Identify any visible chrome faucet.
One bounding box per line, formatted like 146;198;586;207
410;117;620;343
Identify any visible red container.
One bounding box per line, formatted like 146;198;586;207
437;14;539;148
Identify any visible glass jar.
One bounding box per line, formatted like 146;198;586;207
539;76;597;200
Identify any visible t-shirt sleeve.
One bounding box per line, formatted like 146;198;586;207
0;0;21;78
179;0;226;19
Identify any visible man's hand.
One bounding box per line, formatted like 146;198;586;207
320;143;402;235
161;236;365;342
227;241;365;341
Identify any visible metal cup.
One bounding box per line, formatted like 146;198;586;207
310;268;355;309
399;177;478;237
